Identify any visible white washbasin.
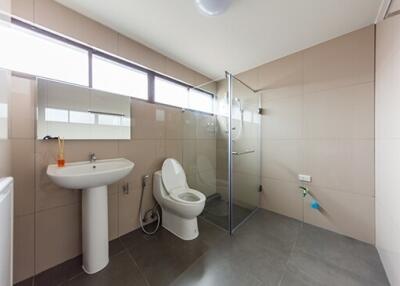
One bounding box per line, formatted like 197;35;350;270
47;158;134;189
46;157;134;274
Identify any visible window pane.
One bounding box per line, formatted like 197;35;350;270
92;55;148;99
0;22;88;86
189;88;213;113
98;114;123;126
154;77;188;108
45;108;68;122
70;111;95;124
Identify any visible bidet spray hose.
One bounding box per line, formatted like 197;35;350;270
138;174;160;235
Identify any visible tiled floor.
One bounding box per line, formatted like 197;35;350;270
17;209;390;286
200;196;254;230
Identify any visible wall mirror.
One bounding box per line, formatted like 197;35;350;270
37;78;131;140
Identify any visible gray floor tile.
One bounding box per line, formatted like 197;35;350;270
280;268;324;286
287;248;387;286
171;249;263;286
295;223;390;285
64;251;147;286
123;228;208;286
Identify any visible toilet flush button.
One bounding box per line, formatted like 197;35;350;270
298;174;312;182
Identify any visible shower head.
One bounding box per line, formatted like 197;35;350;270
234;97;244;112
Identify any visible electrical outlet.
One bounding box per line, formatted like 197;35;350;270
298;174;312;182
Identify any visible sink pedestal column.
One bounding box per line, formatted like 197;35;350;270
82;185;109;274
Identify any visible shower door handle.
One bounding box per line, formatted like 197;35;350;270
232;150;255;156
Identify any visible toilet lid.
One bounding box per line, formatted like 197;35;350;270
161;158;187;193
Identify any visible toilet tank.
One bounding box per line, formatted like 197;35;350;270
0;177;13;286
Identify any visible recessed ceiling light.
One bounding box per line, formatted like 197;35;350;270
195;0;233;16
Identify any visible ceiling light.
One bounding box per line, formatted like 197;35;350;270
195;0;233;16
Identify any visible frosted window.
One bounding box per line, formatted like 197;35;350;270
70;111;95;124
154;77;188;108
98;114;123;126
92;55;148;99
0;23;88;86
45;108;68;122
0;103;7;118
189;88;213;113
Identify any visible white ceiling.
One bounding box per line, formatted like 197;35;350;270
56;0;383;79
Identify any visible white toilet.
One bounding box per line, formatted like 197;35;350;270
153;158;206;240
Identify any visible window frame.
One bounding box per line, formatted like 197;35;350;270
10;17;214;115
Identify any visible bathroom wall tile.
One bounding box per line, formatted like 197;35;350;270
258;51;303;91
196;168;217;197
34;0;82;41
108;191;119;240
261;92;303;139
13;214;35;283
196;139;216;172
10;76;35;139
182;111;198;139
165;106;183;139
233;172;260;208
165;139;183;164
0;140;11;176
261;139;303;183
303;139;374;196
304;83;374;139
132;100;165;139
78;16;118;55
118;183;141;236
196;114;216;139
118;139;165;191
117;34;148;65
165;59;197;85
140;49;168;75
35;203;82;273
303;186;375;244
11;139;35;216
182;139;197;179
11;0;34;22
236;66;259;91
303;25;374;94
260;178;303;221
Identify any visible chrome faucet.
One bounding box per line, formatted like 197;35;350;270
89;153;97;163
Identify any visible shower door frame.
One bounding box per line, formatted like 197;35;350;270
226;71;261;235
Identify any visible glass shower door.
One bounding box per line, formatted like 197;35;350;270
228;73;261;232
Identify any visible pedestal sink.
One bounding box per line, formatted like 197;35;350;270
47;158;134;274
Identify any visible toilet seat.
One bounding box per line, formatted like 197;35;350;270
161;158;206;205
169;187;205;205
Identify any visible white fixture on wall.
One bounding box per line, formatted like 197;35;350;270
194;0;233;16
0;177;13;286
47;158;134;274
298;174;312;183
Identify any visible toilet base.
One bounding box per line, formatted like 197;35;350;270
161;209;199;240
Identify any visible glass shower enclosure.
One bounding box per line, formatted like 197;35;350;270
190;72;261;234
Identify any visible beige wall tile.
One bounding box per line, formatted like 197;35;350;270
236;67;259;90
304;83;374;139
165;59;196;85
34;0;82;40
10;77;35;139
260;178;303;221
165;106;183;139
13;214;35;283
11;0;34;21
165;139;183;164
78;16;118;54
303;139;374;196
11;139;35;216
261;139;303;183
132;100;165;139
304;25;375;94
118;183;140;236
261;92;303;139
0;140;11;177
303;186;375;244
35;203;81;273
258;51;303;91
